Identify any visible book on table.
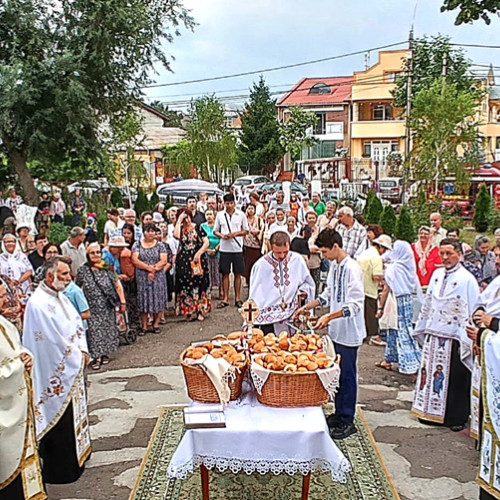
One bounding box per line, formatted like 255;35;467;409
183;405;226;428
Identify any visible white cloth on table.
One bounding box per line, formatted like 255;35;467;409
167;392;351;482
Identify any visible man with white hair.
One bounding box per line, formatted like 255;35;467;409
60;227;86;276
23;257;91;485
336;207;367;259
120;209;142;240
430;212;447;245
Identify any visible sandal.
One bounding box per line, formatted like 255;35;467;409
152;327;161;334
91;359;102;370
369;337;387;346
217;302;229;309
138;328;147;336
375;361;392;371
101;355;110;365
235;300;243;308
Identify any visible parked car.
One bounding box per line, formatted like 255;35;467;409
67;180;111;197
156;179;224;204
232;175;271;193
378;177;403;203
260;181;308;197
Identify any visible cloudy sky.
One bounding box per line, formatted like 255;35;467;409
143;0;500;110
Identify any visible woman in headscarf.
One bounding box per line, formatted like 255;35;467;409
376;240;422;375
0;275;23;331
412;225;442;287
76;243;126;370
0;280;46;500
0;234;32;298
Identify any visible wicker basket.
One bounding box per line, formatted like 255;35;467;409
180;352;246;403
255;370;329;408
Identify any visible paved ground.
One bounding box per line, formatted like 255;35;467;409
47;292;480;500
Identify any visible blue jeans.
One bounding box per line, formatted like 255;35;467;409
333;342;359;424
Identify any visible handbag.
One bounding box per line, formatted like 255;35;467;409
88;267;119;309
379;292;398;331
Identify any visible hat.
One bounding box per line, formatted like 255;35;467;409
152;212;164;223
268;225;289;239
108;235;128;248
372;234;392;250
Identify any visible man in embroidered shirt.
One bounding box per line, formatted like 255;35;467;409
296;228;366;440
336;206;367;259
250;230;315;334
22;257;91;485
411;238;480;431
214;193;249;308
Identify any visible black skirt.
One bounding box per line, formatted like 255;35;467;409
38;402;88;484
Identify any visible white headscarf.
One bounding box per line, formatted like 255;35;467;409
0;236;31;294
384;240;422;298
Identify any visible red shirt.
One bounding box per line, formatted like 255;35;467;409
412;245;442;286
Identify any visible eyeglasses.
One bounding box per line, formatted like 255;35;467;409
46;250;59;255
89;251;102;255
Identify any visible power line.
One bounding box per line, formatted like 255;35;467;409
143;41;407;89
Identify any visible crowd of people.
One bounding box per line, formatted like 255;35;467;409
3;183;500;498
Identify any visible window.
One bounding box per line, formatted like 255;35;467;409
391;142;399;152
313;113;326;135
373;104;393;121
363;143;371;157
224;116;234;128
309;83;331;95
385;72;400;83
496;137;500;150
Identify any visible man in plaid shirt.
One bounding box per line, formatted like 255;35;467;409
336;207;367;259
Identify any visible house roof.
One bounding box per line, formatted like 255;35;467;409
277;77;352;107
141;127;186;150
490;86;500;101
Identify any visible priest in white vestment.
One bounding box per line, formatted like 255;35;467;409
23;257;91;485
411;238;480;431
295;228;366;440
464;266;500;499
249;229;315;334
0;279;46;500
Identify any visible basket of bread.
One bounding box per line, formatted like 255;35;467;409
180;333;248;403
249;332;340;408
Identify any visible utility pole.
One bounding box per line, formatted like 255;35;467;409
403;28;414;205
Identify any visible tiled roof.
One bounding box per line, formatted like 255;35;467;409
277;77;352;106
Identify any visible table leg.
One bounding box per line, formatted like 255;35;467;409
200;464;210;500
301;473;311;500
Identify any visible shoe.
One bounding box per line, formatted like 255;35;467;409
330;422;357;440
326;413;341;429
449;424;466;432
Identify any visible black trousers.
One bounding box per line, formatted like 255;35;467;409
0;472;25;500
364;296;379;337
39;402;87;484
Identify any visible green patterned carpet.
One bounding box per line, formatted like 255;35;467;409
130;406;399;500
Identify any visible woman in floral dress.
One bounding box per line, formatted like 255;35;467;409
76;243;126;369
174;208;211;322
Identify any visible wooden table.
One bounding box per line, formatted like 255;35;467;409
200;464;312;500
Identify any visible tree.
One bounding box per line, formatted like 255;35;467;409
408;78;483;192
440;0;500;24
162;141;193;179
0;0;195;204
110;188;124;207
380;205;397;236
279;107;318;168
134;189;149;218
149;100;184;128
395;205;416;243
238;76;283;177
392;35;481;110
473;183;491;232
186;95;238;183
365;195;383;225
149;191;160;211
